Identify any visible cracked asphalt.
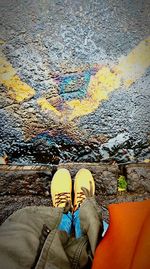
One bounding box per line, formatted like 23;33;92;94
0;0;150;164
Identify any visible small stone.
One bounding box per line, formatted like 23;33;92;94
45;191;50;197
28;108;34;113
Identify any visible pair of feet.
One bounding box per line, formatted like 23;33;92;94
51;168;95;211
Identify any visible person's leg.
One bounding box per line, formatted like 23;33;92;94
34;168;73;269
51;168;73;235
73;169;104;254
0;206;64;269
73;168;96;239
29;168;74;269
0;168;73;269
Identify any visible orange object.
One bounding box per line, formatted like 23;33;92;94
92;200;150;269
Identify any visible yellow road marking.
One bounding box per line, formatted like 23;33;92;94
66;67;121;120
1;37;150;118
37;97;61;117
143;159;150;163
115;37;150;87
0;40;5;45
66;37;150;120
0;50;35;102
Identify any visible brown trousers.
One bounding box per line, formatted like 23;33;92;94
0;197;103;269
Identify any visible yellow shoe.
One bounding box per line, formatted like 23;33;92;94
51;168;72;208
74;168;95;210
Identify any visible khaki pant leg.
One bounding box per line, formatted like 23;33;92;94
80;197;103;255
35;229;72;269
64;197;103;269
0;206;63;269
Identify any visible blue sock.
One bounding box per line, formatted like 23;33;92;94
58;211;72;235
73;209;83;239
102;221;109;237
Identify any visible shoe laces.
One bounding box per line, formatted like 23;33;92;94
55;192;70;207
76;191;86;206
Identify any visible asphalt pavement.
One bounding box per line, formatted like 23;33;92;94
0;0;150;164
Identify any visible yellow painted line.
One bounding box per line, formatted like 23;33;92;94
66;37;150;120
115;37;150;87
37;67;121;120
1;37;150;119
143;159;150;163
66;67;121;120
0;50;35;102
0;40;5;45
37;97;61;117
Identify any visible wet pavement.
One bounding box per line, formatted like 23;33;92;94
0;0;150;164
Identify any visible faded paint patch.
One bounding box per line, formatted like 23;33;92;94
0;153;8;164
37;97;61;117
0;50;35;102
0;40;5;45
115;37;150;87
66;37;150;120
65;67;121;120
1;37;150;119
